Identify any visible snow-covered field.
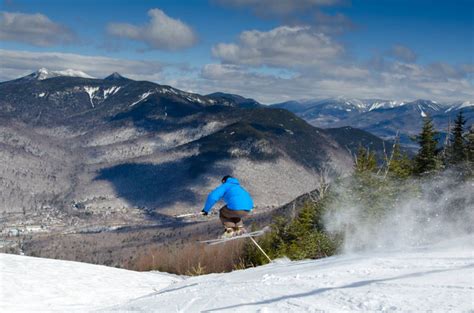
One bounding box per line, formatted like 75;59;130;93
1;236;473;312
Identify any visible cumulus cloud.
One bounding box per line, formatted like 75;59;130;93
215;0;345;16
386;44;417;63
212;25;344;68
0;49;164;81
0;11;76;46
107;8;197;51
206;22;473;103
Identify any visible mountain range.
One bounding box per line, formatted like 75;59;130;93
272;97;473;148
1;69;392;238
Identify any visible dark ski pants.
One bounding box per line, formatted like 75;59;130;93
219;206;249;229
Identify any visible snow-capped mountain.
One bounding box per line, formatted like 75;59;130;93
446;100;474;112
272;97;473;147
23;68;95;80
2;235;472;312
1;70;217;123
273;97;405;114
273;97;472;116
324;96;406;111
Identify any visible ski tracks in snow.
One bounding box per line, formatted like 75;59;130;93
112;237;474;312
2;236;473;312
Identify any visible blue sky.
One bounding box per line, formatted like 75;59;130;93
0;0;473;102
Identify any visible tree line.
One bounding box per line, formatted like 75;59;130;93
242;111;473;266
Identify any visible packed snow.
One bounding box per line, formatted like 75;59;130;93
0;254;179;312
1;236;472;312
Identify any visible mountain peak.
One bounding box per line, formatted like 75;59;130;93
25;68;94;80
105;72;128;80
206;92;261;108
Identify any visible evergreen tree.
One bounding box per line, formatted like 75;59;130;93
467;125;474;164
355;145;377;173
243;200;339;265
387;139;412;178
414;116;439;174
448;111;467;165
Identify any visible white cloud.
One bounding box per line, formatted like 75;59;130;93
0;11;76;46
177;60;474;104
207;23;473;103
201;63;244;80
1;47;471;105
0;49;164;81
107;8;197;51
212;25;344;68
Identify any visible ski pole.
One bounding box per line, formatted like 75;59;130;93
249;236;272;263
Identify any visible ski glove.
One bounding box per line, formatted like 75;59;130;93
201;210;208;216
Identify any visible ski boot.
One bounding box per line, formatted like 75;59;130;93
233;226;246;236
221;228;235;239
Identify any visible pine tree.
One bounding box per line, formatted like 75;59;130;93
448;111;467;165
467;125;474;163
414;116;439;174
355;145;377;173
387;139;412;178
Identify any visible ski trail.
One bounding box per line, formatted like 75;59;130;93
2;235;473;312
178;296;199;313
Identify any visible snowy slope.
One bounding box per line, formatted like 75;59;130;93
1;236;473;312
25;68;95;80
0;254;180;312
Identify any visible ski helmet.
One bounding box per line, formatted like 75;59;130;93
221;175;232;183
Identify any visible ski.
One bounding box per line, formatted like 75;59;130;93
199;226;270;245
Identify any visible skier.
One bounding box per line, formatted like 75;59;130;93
201;175;254;238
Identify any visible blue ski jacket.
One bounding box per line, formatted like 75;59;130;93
202;177;254;213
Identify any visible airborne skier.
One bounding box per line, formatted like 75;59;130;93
201;175;254;238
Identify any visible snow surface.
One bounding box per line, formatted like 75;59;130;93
84;86;99;108
1;236;473;312
299;97;406;112
446;101;474;112
459;100;474;109
131;91;155;106
0;254;179;312
30;68;94;80
103;86;121;99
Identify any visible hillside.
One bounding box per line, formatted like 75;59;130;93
1;235;472;312
1;70;390;251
